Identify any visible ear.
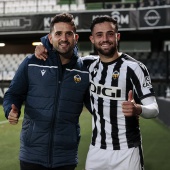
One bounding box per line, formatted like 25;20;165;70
117;33;120;41
48;33;52;44
75;34;79;45
75;34;79;42
89;35;94;44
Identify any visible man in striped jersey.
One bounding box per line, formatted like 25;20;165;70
83;16;159;170
35;15;159;170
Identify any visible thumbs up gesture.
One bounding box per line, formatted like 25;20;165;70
122;90;142;117
8;104;19;125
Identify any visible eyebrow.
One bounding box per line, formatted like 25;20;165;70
95;30;115;34
55;30;74;33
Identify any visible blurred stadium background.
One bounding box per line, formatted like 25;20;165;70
0;0;170;169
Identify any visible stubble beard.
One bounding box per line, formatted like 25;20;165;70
56;44;74;59
95;45;117;58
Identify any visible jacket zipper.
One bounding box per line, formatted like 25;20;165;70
48;62;63;168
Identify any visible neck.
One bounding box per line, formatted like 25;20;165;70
59;53;73;65
100;52;121;63
60;56;71;65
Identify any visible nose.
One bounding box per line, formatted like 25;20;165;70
61;33;67;41
102;34;108;41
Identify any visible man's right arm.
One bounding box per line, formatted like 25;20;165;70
35;44;48;61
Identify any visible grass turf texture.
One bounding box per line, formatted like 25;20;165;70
0;106;170;170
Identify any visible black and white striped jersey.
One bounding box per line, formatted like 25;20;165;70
83;53;155;150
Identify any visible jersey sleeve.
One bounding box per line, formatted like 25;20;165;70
131;62;155;102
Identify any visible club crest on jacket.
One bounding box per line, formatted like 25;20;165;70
74;74;81;83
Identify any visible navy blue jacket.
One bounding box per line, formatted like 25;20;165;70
3;35;90;168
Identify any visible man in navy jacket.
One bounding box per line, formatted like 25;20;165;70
3;13;90;170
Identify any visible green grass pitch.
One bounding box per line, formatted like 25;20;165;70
0;106;170;170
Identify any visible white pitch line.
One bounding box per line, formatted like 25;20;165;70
0;117;23;125
0;120;9;124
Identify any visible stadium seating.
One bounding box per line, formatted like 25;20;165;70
1;0;170;14
0;53;29;80
0;51;169;97
0;51;168;81
125;51;169;80
1;0;86;14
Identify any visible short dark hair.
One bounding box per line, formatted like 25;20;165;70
90;15;118;33
50;13;76;33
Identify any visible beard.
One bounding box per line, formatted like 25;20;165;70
94;44;117;58
54;42;74;58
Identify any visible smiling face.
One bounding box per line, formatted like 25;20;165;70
89;21;120;62
48;22;79;60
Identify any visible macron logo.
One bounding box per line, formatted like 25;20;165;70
41;69;46;76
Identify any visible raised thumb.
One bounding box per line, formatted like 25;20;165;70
128;90;133;102
11;104;18;113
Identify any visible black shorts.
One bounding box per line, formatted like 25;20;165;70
20;160;76;170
